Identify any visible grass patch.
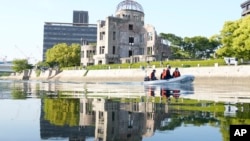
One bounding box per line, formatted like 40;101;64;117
62;59;226;70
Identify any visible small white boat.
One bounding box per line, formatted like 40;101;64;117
143;75;195;85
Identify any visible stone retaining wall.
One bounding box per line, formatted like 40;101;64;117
2;65;250;81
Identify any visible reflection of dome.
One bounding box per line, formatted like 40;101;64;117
116;0;144;13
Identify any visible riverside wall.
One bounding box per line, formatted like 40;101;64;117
2;65;250;81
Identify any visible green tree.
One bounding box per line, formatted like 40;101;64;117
36;61;50;69
46;43;81;68
160;33;190;59
170;46;190;59
183;36;219;59
160;33;220;59
216;15;250;60
12;59;33;73
160;33;184;46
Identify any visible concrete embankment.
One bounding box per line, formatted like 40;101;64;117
54;65;250;81
1;65;250;82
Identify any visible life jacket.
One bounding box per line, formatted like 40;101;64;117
173;71;180;78
161;71;165;79
162;69;171;79
160;72;164;79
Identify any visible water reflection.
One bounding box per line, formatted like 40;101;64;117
145;84;194;102
38;96;250;141
1;80;250;141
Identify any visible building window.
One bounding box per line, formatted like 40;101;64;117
129;37;134;45
87;50;94;58
140;34;144;42
147;32;153;41
140;48;144;55
147;47;152;55
99;46;105;54
113;32;116;40
81;51;84;58
100;32;105;40
112;112;115;121
100;46;105;54
99;111;104;119
86;50;89;58
113;46;116;54
129;24;133;30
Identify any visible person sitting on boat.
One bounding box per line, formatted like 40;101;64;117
165;65;172;79
172;67;181;78
150;69;157;80
160;69;165;79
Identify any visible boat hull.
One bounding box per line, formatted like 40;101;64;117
143;75;195;85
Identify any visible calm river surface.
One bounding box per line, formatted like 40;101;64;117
0;78;250;141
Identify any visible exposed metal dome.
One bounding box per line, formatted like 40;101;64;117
116;0;144;13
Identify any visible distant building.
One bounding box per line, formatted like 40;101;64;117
73;10;89;24
81;0;170;66
0;61;13;73
42;11;97;61
81;41;96;66
241;0;250;16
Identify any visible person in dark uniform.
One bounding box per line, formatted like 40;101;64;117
150;69;157;80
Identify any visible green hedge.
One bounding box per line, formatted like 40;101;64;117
62;59;227;70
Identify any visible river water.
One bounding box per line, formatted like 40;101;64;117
0;78;250;141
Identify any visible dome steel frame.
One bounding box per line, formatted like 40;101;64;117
116;0;144;13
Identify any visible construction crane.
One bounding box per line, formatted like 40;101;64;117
14;45;40;65
15;45;29;59
0;52;7;63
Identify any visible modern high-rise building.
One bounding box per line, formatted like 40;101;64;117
42;11;97;61
73;10;89;24
241;0;250;16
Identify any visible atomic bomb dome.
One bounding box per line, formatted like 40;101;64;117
116;0;144;13
80;0;171;66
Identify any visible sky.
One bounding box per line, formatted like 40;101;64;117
0;0;244;64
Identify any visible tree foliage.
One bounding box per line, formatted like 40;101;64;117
160;33;190;59
183;36;220;59
160;33;220;59
160;33;184;46
35;61;50;71
43;98;79;126
216;15;250;60
12;59;33;73
46;43;81;68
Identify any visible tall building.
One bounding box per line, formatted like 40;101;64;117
73;10;89;24
241;0;250;17
81;0;170;66
42;11;97;61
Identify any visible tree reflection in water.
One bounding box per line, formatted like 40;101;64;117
40;95;250;141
